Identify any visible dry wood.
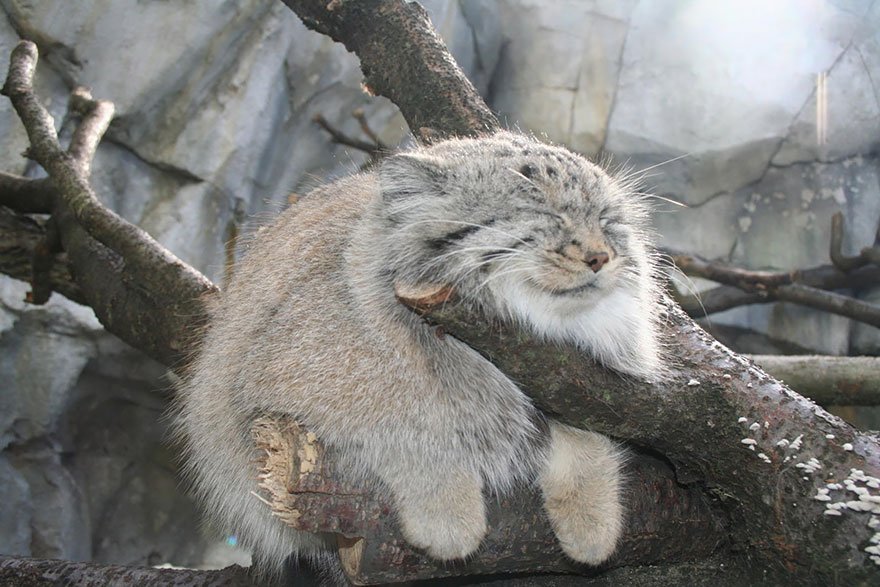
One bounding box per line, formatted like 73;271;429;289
252;415;723;585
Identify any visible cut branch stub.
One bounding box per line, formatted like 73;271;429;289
393;282;455;313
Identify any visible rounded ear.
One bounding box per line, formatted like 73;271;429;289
379;152;448;202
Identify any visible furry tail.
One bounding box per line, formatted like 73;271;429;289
171;379;335;583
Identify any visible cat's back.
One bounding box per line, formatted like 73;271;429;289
188;173;380;401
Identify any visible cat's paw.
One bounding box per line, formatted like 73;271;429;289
396;474;488;560
539;423;625;565
543;490;622;564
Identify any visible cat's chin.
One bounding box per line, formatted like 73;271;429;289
491;278;661;378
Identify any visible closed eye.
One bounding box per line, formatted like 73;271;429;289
515;206;564;223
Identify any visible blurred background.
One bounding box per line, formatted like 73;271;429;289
1;0;878;572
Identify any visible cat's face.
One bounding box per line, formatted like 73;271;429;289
379;133;653;310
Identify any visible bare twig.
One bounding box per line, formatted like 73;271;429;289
312;113;383;156
670;251;880;327
352;107;387;149
1;40;217;365
670;251;793;290
775;282;880;327
675;263;880;317
3;43;173;266
66;86;114;174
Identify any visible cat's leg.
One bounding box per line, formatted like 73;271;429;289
538;420;625;565
381;461;487;560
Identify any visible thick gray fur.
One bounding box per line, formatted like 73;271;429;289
173;132;663;581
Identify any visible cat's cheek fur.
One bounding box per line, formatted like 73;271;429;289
492;280;661;381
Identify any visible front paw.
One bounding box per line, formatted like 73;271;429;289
539;423;625;565
543;491;622;565
396;481;488;560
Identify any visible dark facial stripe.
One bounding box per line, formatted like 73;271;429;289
426;219;496;250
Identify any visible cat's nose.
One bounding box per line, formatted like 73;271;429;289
586;251;609;273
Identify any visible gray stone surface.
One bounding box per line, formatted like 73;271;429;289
0;455;31;556
0;0;878;572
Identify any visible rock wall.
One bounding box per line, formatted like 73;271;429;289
0;0;877;569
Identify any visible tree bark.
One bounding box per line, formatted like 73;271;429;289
0;556;254;587
405;296;880;583
252;416;724;584
278;0;499;140
750;355;880;406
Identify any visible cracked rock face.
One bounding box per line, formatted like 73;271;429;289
0;0;878;570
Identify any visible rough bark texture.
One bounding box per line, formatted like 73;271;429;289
252;416;724;585
1;41;217;367
410;297;880;584
0;204;83;304
0;556;254;587
279;0;500;140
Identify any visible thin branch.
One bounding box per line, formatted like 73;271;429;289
1;40;216;365
830;212;868;272
669;252;880;326
66;86;114;173
2;41;215;299
313;113;383;156
353;107;387;149
674;284;763;316
670;251;793;290
775;282;880;327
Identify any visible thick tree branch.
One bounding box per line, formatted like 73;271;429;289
0;556;254;587
0;172;54;213
252;416;724;584
401;294;880;583
280;0;499;140
750;355;880;406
